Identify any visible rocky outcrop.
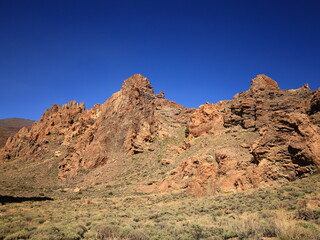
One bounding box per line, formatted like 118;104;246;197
251;113;320;177
58;75;157;177
0;118;34;148
0;74;192;179
225;75;312;130
58;75;192;178
156;151;257;196
250;74;280;92
309;89;320;125
0;101;92;162
1;74;319;195
152;75;320;195
187;102;225;138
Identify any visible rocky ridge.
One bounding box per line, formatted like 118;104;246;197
0;74;319;195
0;118;34;148
0;74;192;179
152;75;320;195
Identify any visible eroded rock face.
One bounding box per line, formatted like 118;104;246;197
187;102;225;138
310;89;320;125
58;75;193;178
153;75;320;195
250;74;280;92
0;101;93;162
251;113;320;176
225;75;312;130
0;74;192;179
1;74;319;195
58;74;158;177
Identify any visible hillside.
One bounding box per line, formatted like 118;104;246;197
0;165;319;239
0;74;319;239
0;74;319;194
0;118;34;148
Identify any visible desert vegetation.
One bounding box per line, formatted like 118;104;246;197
1;172;319;240
0;75;319;239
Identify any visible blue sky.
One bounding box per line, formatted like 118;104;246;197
0;0;319;120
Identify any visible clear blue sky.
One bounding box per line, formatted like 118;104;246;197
1;0;319;120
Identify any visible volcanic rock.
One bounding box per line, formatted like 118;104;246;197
250;74;280;92
250;113;320;175
154;75;320;195
0;74;319;196
0;118;34;148
187;102;225;138
0;74;192;179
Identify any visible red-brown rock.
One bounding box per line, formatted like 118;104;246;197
0;74;192;179
1;74;319;196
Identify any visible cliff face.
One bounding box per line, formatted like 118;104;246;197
0;101;90;162
0;74;192;179
153;75;320;195
1;74;319;195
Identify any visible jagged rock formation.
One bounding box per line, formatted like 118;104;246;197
0;74;319;195
250;112;320;176
0;101;91;162
187;103;225;138
0;74;192;179
153;75;320;195
0;118;34;148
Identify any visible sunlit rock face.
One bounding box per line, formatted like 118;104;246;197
0;74;192;178
153;75;319;195
1;74;319;195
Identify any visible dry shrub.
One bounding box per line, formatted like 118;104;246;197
127;230;149;240
3;230;31;240
215;210;319;240
104;238;129;240
96;225;120;240
215;212;274;239
296;208;320;221
274;210;320;240
229;213;273;239
96;225;148;240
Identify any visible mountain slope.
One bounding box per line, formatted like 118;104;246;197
0;118;34;147
0;74;319;196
